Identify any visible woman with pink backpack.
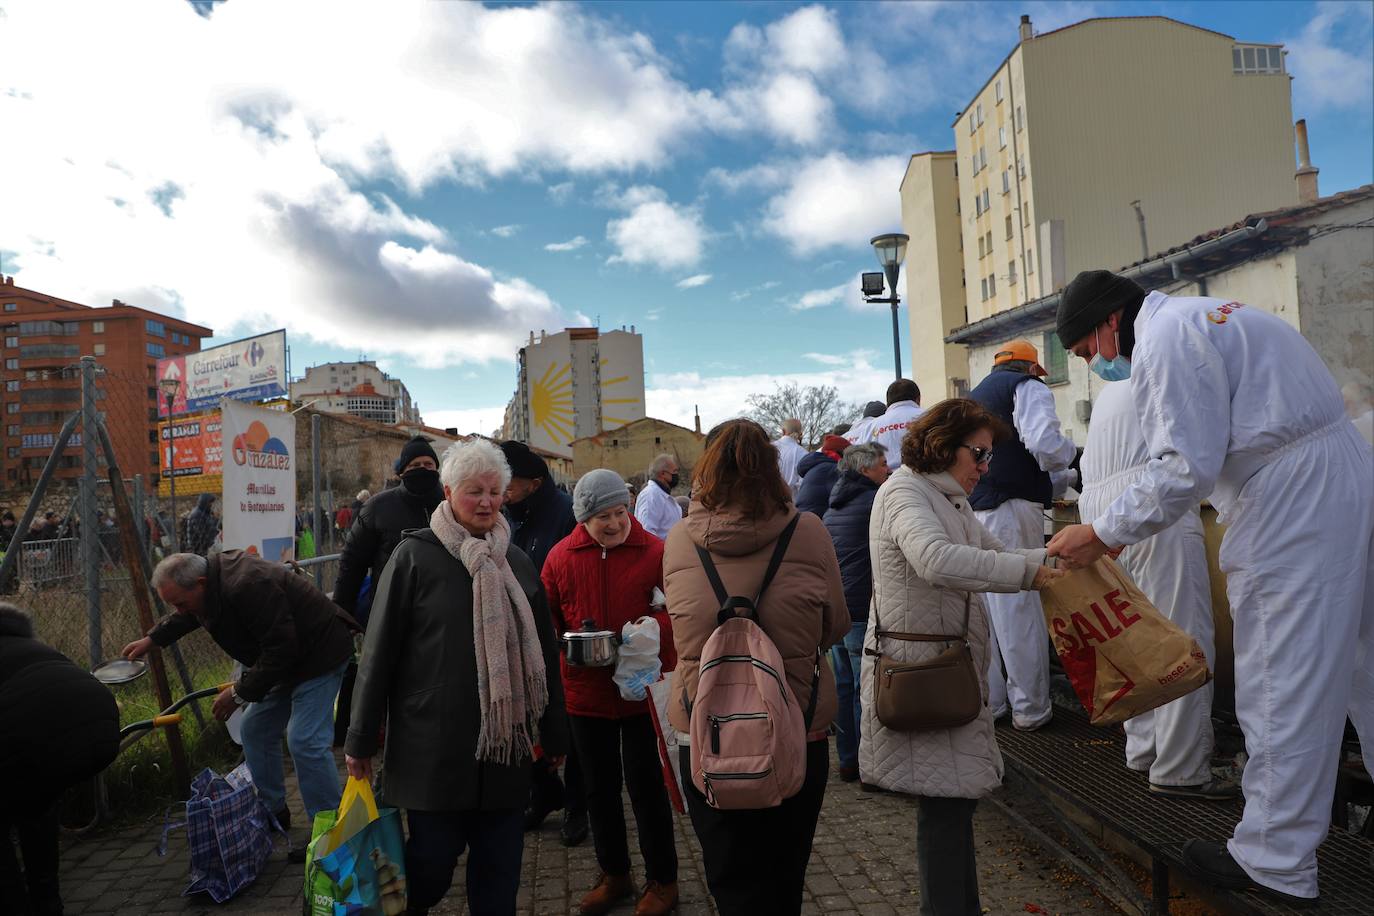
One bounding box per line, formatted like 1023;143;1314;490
663;419;849;915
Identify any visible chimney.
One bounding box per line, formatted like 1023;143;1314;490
1019;14;1033;42
694;405;701;435
1295;119;1320;204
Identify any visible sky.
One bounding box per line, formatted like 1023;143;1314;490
2;0;1371;436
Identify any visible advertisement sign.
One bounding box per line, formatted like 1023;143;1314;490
157;330;287;417
221;399;296;562
159;413;224;477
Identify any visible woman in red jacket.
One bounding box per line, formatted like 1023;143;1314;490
543;469;678;916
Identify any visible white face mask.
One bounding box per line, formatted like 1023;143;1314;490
1089;326;1131;381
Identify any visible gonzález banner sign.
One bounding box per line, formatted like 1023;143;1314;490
157;329;287;418
221;399;297;562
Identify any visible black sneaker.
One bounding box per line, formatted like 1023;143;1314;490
1149;779;1239;801
1181;839;1319;908
560;808;589;847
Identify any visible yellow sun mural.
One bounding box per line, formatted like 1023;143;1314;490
599;357;642;427
531;360;575;445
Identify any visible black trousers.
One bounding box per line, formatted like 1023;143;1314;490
529;736;587;816
680;738;829;916
405;808;523;914
0;805;61;916
916;796;981;916
568;714;678;883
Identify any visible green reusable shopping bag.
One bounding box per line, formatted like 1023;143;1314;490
304;777;408;915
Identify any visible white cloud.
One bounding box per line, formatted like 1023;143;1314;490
763;153;907;254
1285;1;1374;112
545;235;588;252
792;283;848;311
490;224;521;238
645;348;891;431
675;273;712;289
547;181;576;203
730;279;781;302
605;186;707;269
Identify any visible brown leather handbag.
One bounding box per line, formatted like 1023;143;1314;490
866;594;982;732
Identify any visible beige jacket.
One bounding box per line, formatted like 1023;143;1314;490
859;467;1047;798
664;502;850;734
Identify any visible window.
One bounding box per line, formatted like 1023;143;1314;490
4;359;15;370
654;437;661;445
147;387;158;401
995;79;1003;103
6;447;17;458
1026;248;1034;274
1042;331;1068;384
968;115;976;136
977;236;985;258
6;425;17;436
1019;157;1026;179
985;230;992;253
93;321;104;334
19;344;78;360
1016;106;1023;132
2;303;15;313
961;269;966;288
145;319;166;337
146;342;165;358
976;103;983;125
981;189;990;211
1002;170;1011;194
93;343;105;356
1008;260;1017;286
980;278;988;301
974;194;982;217
1023;204;1031;227
999;126;1007;149
979;147;987;170
4;337;15;348
1006;215;1014;239
989;273;997;296
5;381;17;392
1233;45;1283;75
63;322;78;335
5;404;16;414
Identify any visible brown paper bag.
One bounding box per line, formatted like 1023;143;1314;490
1040;557;1210;725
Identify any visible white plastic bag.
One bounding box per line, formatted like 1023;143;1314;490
614;617;662;701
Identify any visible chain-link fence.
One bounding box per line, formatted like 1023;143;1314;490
1;358;353;816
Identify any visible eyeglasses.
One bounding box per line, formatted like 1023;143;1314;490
959;444;993;465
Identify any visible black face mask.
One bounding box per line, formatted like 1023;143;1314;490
401;467;440;495
668;473;680;489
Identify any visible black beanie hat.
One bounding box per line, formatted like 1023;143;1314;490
394;436;438;474
499;440;550;480
862;400;886;419
1056;270;1146;349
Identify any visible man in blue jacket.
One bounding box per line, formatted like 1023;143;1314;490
821;442;888;782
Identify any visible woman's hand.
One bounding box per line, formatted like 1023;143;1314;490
1031;565;1068;590
345;754;373;782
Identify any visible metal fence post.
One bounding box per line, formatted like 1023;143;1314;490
80;356;102;667
311;413;322;588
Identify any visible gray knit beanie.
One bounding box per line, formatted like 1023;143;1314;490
573;469;631;523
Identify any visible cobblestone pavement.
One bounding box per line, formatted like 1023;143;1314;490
55;750;1118;915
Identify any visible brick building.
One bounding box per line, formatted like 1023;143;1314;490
570;416;705;486
0;276;211;489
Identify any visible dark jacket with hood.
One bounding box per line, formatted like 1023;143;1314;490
150;550;357;702
822;469;881;622
345;529;568;812
0;613;119;816
795;451;839;517
333;479;444;623
504;481;576;574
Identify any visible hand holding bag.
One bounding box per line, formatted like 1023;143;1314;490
865;594;982;732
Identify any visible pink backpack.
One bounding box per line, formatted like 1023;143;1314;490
688;515;820;809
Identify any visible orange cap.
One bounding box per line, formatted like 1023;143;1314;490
994;339;1047;377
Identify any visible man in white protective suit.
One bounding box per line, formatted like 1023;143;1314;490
771;418;808;495
1046;269;1373;906
849;379;924;471
968;339;1077;730
1078;380;1234;800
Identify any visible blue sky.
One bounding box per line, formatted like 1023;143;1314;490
2;1;1370;434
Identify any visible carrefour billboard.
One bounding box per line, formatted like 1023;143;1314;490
157;329;287;418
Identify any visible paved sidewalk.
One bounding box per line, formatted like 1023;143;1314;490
56;751;1118;915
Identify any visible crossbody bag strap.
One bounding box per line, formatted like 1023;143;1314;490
868;594;972;654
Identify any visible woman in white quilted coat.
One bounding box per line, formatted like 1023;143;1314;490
860;398;1064;915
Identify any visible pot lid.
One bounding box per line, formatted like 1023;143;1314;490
564;618;614;639
92;657;148;685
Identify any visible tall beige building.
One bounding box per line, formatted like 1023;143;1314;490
901;152;968;401
904;14;1299;392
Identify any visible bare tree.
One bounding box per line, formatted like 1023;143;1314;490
745;383;860;449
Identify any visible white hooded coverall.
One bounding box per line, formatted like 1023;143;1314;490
772;434;807;494
1079;381;1215;786
1090;292;1374;900
975;378;1076;730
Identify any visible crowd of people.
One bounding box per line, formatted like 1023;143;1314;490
2;270;1371;916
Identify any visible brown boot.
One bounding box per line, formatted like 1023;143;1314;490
578;872;633;916
633;880;678;915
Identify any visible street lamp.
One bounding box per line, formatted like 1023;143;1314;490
864;233;910;379
158;377;181;552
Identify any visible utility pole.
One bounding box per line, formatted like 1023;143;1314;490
1130;200;1150;261
79;356;101;667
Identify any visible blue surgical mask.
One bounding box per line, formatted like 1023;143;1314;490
1089;327;1131;381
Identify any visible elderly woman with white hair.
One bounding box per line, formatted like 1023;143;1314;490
345;438;568;916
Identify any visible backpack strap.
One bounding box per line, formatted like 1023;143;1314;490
803;648;821;730
694;513;801;626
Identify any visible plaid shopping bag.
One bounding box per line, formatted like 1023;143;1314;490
159;762;278;902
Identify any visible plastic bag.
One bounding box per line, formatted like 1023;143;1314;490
614;616;662;701
306;776;408;915
647;672;686;813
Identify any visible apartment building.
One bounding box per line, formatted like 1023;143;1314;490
904;14;1299;394
0;276;210;488
290;360;421;426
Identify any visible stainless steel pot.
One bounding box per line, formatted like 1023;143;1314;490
563;619;618;667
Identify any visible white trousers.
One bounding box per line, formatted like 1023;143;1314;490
1079;486;1216;785
975;499;1052;729
1223;423;1374;899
